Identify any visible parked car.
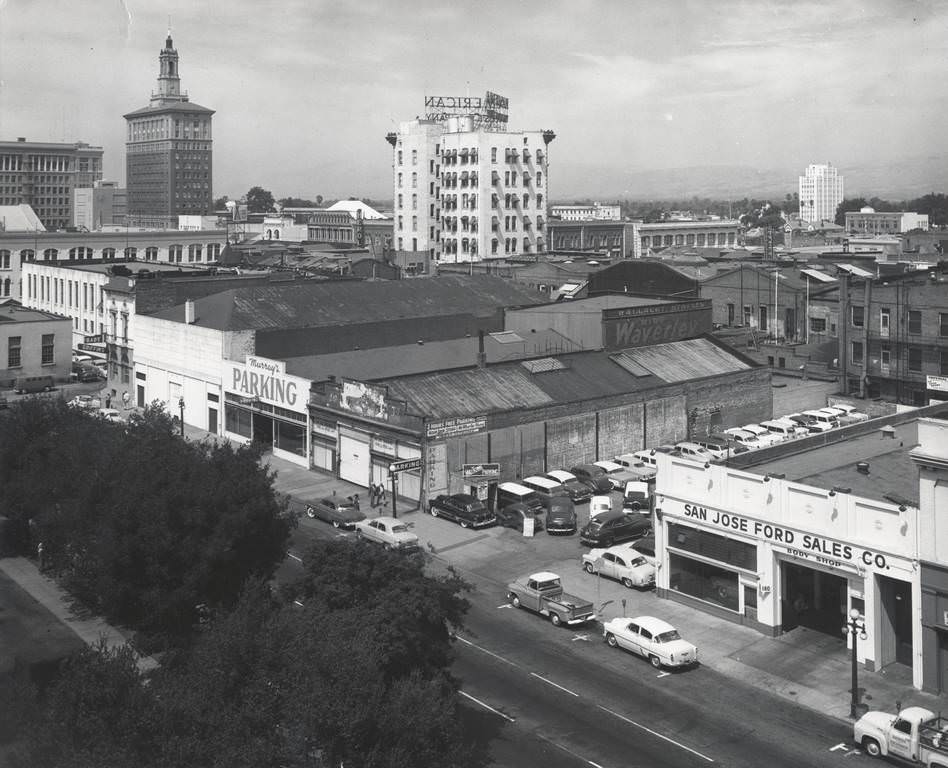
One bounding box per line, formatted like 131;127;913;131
693;439;730;461
592;459;641;490
622;481;651;513
673;442;715;462
602;615;698;669
784;413;828;433
582;542;655;589
544;496;577;535
740;423;784;447
354;516;420;551
495;502;545;533
77;366;103;383
428;493;496;529
589;495;613;519
803;409;839;430
707;434;751;454
611;454;658;480
14;374;55;394
544;469;593;504
569;464;613;493
759;419;807;440
68;394;101;410
831;403;869;423
520;475;568;503
96;408;123;423
305;497;365;529
723;428;764;450
580;510;651;547
495;482;545;515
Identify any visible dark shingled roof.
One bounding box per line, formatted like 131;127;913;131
149;275;545;331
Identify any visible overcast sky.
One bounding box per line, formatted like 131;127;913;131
1;0;945;202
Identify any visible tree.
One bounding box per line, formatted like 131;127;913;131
836;197;868;226
0;400;292;649
213;195;230;210
245;186;275;213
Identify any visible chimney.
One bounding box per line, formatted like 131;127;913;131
184;299;195;324
476;330;487;369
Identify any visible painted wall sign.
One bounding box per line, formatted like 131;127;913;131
223;357;309;414
674;501;894;573
426;415;487;440
462;462;501;479
603;307;711;348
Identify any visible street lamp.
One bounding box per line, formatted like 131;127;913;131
842;607;868;718
178;397;185;437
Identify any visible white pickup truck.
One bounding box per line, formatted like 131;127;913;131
506;571;595;627
854;706;948;765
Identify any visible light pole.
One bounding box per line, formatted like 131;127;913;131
843;607;867;718
178;397;185;437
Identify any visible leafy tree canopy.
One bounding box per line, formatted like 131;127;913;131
245;186;276;213
278;195;323;208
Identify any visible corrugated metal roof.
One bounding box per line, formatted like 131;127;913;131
617;338;751;381
836;263;875;278
800;268;837;283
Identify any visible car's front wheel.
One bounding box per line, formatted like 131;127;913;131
606;633;618;648
550;613;562;627
332;520;341;529
305;506;316;519
355;530;363;539
459;520;470;529
583;561;595;574
650;655;662;670
430;506;439;517
509;593;521;608
862;738;881;758
621;577;634;588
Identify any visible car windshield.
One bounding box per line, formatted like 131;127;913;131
654;630;681;643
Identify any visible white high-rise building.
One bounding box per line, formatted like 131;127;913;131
798;163;844;224
387;97;554;264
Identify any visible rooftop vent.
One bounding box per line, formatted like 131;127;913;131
856;462;870;474
521;357;565;374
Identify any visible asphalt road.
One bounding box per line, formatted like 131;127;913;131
286;515;874;768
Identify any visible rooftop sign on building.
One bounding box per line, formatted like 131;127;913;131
424;91;509;130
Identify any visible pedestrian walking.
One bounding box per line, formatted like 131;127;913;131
379;484;386;508
373;483;382;507
122;391;130;410
37;542;45;571
105;394;112;409
353;493;360;511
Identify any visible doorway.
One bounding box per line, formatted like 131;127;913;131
781;561;847;635
208;407;218;436
879;576;913;668
252;413;274;447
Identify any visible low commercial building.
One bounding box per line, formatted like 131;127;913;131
551;202;621;221
0;300;72;388
845;207;929;235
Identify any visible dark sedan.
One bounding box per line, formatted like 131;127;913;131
568;464;613;493
579;510;651;548
428;493;496;529
305;497;366;529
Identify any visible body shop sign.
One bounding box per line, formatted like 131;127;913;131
223;357;309;414
673;501;892;573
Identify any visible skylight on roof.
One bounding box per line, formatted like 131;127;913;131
609;352;652;377
521;357;566;374
490;331;525;344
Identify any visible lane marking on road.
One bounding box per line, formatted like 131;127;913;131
530;672;579;697
458;690;516;722
572;633;592;642
292;599;304;607
287;552;302;562
597;704;714;763
656;671;670;678
455;635;518;667
533;731;607;768
496;603;514;609
830;743;848;752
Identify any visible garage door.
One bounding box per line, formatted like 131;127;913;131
339;433;370;486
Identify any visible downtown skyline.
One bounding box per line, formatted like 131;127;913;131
1;0;946;201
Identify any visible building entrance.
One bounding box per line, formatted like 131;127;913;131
879;575;913;668
252;413;274;447
781;561;847;636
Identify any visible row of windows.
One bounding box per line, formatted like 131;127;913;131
850;306;948;337
6;334;56;367
850;341;948;375
640;232;737;247
2;244;222;266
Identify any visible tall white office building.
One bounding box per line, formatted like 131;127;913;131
387;94;554;264
798;163;844;224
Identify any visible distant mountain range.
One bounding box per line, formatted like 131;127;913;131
559;155;948;203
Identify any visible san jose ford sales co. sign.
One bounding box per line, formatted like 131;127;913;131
675;502;894;573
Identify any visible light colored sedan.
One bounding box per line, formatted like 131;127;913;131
96;407;124;423
354;516;420;552
582;543;655;588
602;615;698;669
68;394;100;410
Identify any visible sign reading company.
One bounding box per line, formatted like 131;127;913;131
223;356;309;414
670;501;895;573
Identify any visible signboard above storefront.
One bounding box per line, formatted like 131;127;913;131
426;415;487;440
927;375;948;393
390;458;422;473
223;356;310;415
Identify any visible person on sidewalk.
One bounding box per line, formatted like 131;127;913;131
378;484;386;509
122;391;130;410
353;493;360;511
37;541;46;571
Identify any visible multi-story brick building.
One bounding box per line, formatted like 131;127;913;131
837;265;948;404
387;95;554;264
124;33;214;225
0;138;103;230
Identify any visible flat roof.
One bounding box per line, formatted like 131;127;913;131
44;261;208;276
748;421;922;508
0;300;67;323
511;295;676;314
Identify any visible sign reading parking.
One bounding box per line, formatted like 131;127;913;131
389;458;422;473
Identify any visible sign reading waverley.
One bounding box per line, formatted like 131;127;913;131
223;356;309;414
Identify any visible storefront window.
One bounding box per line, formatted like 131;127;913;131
225;405;252;438
274;420;306;457
669;554;740;611
667;523;757;570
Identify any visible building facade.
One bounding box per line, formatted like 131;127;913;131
73;180;127;230
551;202;621;221
0;138;103;230
836;266;948;404
799;163;844;224
844;207;930;235
124;34;214;223
0;301;72;388
640;220;740;252
388;112;554;264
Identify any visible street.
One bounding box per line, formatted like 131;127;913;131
285;515;875;768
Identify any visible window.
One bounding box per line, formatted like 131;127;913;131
411;172;417;188
880;307;890;335
8;335;21;368
411;149;417;165
0;250;9;269
759;305;768;332
397;150;402;165
41;333;54;365
169;244;183;262
851;305;864;327
491;147;497;163
909;310;922;334
881;344;891;367
851;341;863;365
908;346;922;372
941;313;948;337
941;349;948;376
